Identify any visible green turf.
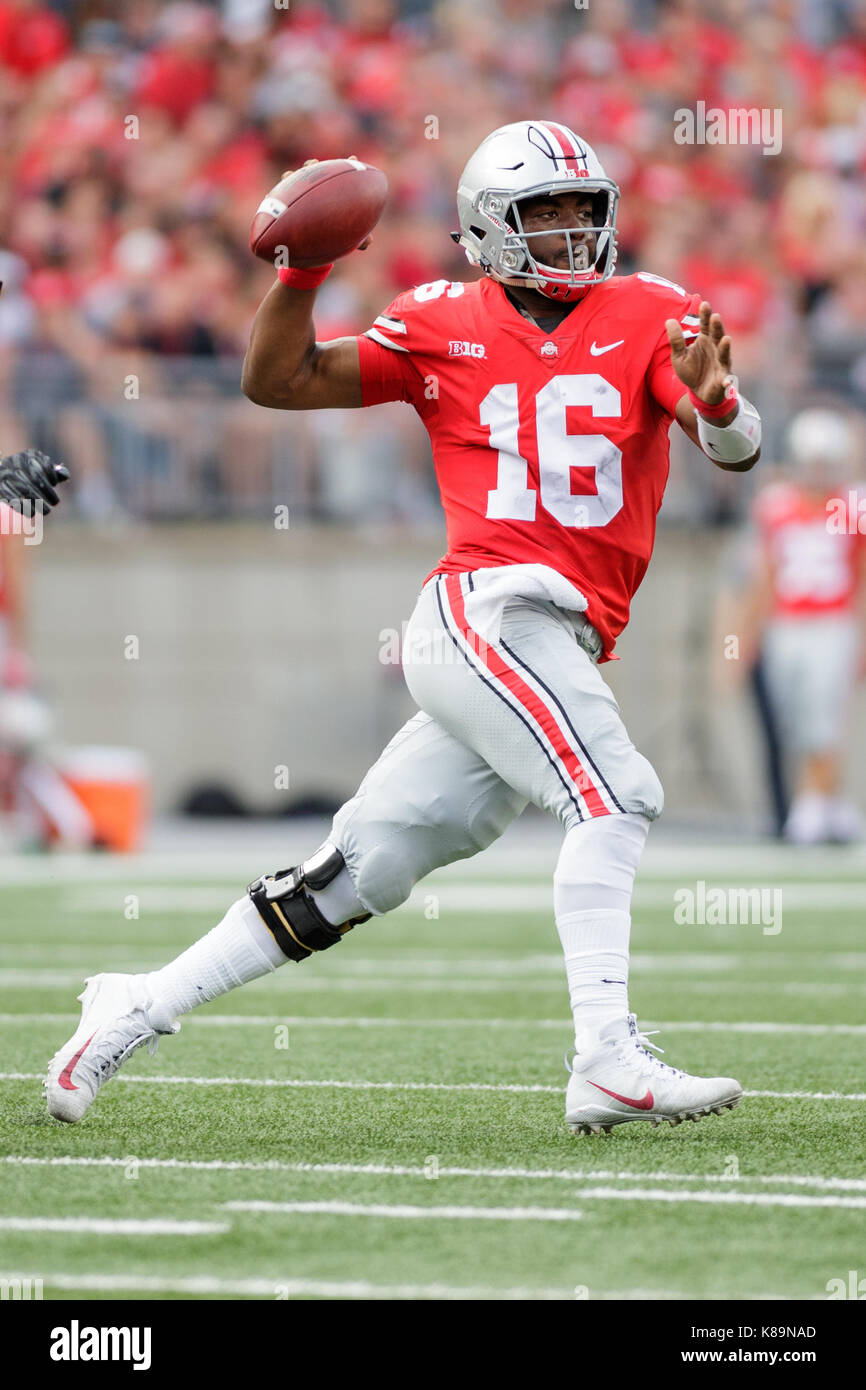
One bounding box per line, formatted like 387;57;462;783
1;848;864;1301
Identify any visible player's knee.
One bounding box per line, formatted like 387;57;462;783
554;810;651;914
336;782;526;918
247;844;370;963
343;819;436;917
622;755;664;821
561;754;663;831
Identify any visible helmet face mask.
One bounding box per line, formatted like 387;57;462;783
456;122;620;302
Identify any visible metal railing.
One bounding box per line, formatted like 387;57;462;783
6;350;857;525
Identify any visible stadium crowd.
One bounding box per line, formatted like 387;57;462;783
1;0;865;521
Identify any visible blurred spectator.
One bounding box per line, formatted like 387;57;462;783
1;0;865;521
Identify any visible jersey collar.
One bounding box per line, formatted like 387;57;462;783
482;277;592;340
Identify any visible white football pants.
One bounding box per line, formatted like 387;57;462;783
329;573;663;916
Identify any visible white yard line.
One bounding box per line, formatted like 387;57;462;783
226;1191;866;1215
60;882;866;913
0;976;854;993
0;977;860;998
511;1188;866;1211
0;972;580;992
0;1217;228;1235
2;1071;865;1101
0;1071;558;1093
2;1013;865;1036
223;1199;581;1221
3;954;865;990
5;1155;864;1192
0;838;862;885
0;1270;688;1300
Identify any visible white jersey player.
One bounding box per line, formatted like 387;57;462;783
747;410;865;844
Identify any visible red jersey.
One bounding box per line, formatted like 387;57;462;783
0;505;12;614
753;481;865;618
356;273;701;658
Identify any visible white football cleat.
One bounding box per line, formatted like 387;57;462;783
565;1014;742;1135
826;797;864;845
44;973;180;1124
784;793;831;845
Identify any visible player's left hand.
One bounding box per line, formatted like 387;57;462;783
0;449;69;513
666;301;733;407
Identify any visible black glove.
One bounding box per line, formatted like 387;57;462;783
0;449;70;513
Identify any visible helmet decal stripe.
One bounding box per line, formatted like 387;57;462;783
534;121;590;173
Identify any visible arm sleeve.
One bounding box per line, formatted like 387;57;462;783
356;332;425;407
356;292;430;409
646;290;703;417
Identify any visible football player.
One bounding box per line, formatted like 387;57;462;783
46;122;760;1133
744;409;864;844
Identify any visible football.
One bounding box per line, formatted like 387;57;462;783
249;158;388;269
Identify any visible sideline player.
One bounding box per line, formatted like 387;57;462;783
0;450;83;847
46;122;760;1134
744;410;864;843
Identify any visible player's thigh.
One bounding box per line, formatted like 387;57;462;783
331;708;527;915
794;617;859;753
763;618;857;754
761;624;801;744
403;575;663;829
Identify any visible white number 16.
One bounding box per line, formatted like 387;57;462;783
482;374;623;528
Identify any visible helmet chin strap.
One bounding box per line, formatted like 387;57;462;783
489;266;592;305
534;278;592;304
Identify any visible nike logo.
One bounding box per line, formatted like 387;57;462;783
588;1081;654;1110
58;1033;96;1091
590;339;625;356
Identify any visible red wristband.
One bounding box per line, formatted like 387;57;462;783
277;264;333;290
688;384;739;419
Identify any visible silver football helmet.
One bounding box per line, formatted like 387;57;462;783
454;120;620;302
787;409;854;480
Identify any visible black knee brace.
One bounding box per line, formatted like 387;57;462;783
248;843;370;963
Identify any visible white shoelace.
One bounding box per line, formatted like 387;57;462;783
85;1015;157;1084
622;1023;686;1079
565;1017;689;1079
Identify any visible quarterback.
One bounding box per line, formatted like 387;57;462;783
46;122;761;1134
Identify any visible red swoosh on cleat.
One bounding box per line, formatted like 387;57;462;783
58;1034;96;1091
588;1082;654;1110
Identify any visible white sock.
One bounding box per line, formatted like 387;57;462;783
557;907;631;1054
554;813;650;1054
145;897;286;1020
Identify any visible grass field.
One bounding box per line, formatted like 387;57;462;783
1;828;864;1302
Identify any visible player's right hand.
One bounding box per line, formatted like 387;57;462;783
0;449;70;513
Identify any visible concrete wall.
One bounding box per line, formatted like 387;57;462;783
30;523;866;827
